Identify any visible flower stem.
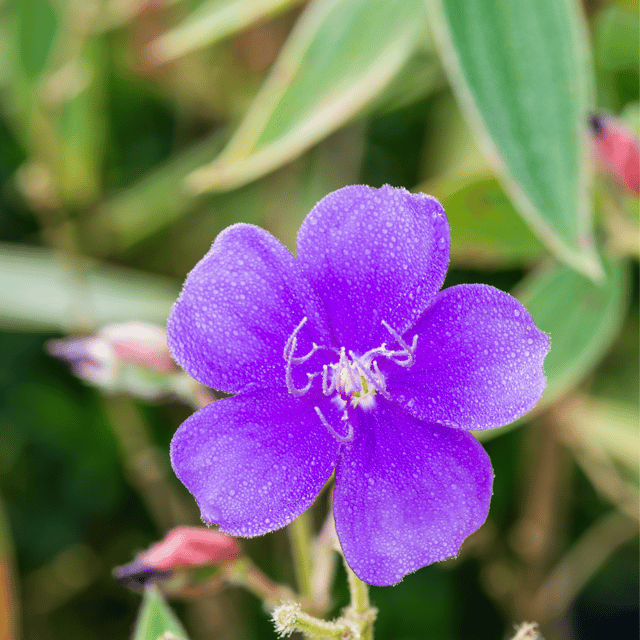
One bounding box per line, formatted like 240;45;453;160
273;603;359;640
344;560;376;640
287;511;314;597
346;562;370;613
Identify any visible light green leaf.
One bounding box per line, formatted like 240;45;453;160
188;0;430;193
133;586;188;640
427;0;601;279
475;257;627;442
0;243;179;332
149;0;305;64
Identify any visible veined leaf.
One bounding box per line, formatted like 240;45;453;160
187;0;430;193
427;0;601;279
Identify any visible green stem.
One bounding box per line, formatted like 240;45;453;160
344;560;375;640
346;562;370;613
287;511;314;597
273;603;358;640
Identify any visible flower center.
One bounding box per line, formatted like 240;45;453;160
283;317;417;442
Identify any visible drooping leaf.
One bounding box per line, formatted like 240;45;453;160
427;0;601;278
187;0;430;193
132;586;188;640
0;243;179;331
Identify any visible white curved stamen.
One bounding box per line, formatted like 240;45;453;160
284;317;418;434
381;320;418;367
314;406;354;444
284;317;321;396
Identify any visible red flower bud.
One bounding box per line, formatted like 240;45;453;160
112;527;243;591
143;527;242;570
589;113;640;196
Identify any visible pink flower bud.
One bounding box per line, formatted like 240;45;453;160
590;113;640;196
47;322;176;398
101;322;175;373
112;527;242;591
142;527;242;570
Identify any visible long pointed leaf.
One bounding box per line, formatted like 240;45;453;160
427;0;601;279
0;244;178;331
188;0;430;193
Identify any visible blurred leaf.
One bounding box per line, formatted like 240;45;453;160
86;121;365;259
515;257;628;409
364;43;443;117
18;0;58;81
85;131;227;255
568;396;638;477
0;243;179;331
593;4;640;74
149;0;304;63
428;0;601;279
133;586;188;640
187;0;429;192
55;38;108;206
423;173;546;267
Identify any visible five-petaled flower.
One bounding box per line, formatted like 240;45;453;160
168;185;549;586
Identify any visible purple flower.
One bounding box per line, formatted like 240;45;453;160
168;185;549;586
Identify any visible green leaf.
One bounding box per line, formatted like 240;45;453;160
56;38;108;206
85;131;228;255
427;0;601;279
0;243;179;331
149;0;305;64
187;0;429;193
133;586;188;640
475;256;627;443
424;174;546;267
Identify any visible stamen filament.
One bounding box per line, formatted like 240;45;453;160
314;406;354;444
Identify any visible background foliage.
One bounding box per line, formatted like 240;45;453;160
0;0;637;639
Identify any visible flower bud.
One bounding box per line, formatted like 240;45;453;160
47;322;176;399
589;113;640;196
112;527;243;593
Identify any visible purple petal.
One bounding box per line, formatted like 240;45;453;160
171;390;339;536
333;400;493;586
296;185;449;353
167;224;329;393
387;284;549;430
